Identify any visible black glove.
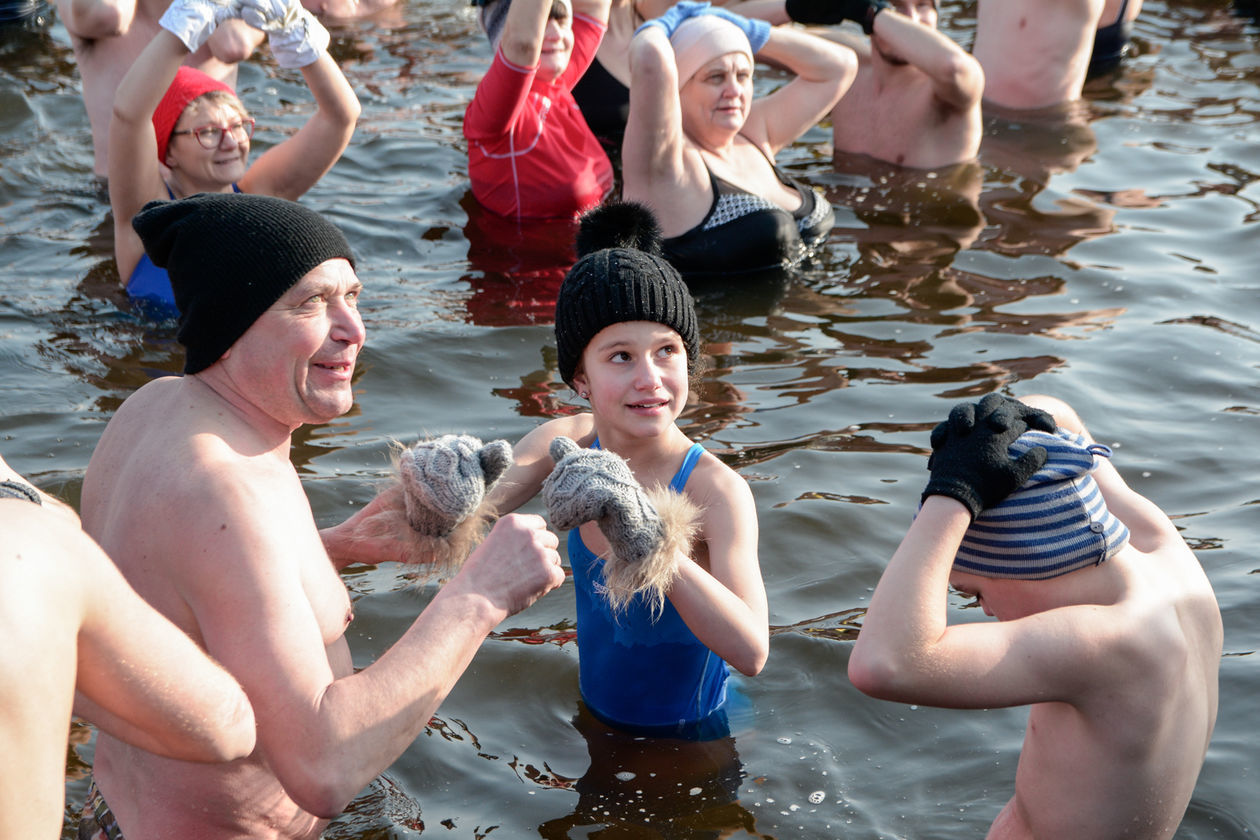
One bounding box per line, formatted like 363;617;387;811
921;394;1056;518
784;0;889;32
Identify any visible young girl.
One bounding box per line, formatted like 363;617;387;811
489;201;768;737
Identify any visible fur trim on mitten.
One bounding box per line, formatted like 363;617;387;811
600;486;702;618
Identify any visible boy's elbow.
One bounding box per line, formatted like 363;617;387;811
847;642;912;701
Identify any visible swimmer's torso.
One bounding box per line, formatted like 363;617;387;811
82;376;354;839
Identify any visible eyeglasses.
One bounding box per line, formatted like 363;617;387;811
171;118;255;150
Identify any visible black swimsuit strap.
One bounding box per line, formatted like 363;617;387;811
0;479;42;504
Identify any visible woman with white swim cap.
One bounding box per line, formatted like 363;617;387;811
621;1;856;280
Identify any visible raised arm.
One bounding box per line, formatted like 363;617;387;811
869;7;983;110
848;396;1114;710
501;0;559;68
663;459;768;676
743;24;856;154
240;52;359;199
620;22;711;230
237;0;359;199
109;29;190;281
187;466;562;818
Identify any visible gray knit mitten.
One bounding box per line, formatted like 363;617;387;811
397;435;513;537
542;436;665;564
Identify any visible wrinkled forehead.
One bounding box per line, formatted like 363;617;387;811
697;50;753;75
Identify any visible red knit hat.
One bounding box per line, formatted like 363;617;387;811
152;66;235;164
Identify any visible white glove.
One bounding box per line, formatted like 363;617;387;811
238;0;302;31
253;0;330;69
159;0;239;52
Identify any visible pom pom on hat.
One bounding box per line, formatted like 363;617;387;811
132;192;356;374
555;201;699;386
152;66;235;164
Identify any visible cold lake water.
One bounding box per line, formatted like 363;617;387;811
0;0;1257;836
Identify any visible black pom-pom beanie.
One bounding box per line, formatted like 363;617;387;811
555;201;698;386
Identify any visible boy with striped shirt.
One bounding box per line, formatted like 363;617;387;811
849;393;1222;840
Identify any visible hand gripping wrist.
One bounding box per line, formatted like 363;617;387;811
159;0;236;53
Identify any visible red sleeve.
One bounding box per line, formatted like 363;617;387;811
464;47;539;141
560;14;607;88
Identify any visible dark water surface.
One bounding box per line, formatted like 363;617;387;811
0;0;1257;837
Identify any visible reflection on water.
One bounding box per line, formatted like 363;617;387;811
0;0;1257;837
537;706;762;840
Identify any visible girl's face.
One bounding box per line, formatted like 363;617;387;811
679;51;753;144
572;321;689;439
166;97;251;189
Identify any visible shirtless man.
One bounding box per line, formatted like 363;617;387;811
738;0;983;169
56;0;263;180
79;193;565;838
973;0;1142;110
0;454;255;840
849;393;1221;839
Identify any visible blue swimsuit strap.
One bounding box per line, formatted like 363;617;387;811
590;438;705;493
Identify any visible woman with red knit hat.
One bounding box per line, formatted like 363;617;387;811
109;0;360;314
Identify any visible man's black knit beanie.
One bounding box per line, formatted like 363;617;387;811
132;193;356;374
555;201;699;386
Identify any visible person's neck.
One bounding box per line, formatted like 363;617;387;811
593;422;694;482
165;173;236;201
186;371;298;457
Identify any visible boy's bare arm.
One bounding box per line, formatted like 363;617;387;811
848;496;1115;709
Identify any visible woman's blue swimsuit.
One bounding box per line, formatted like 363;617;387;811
568;441;730;738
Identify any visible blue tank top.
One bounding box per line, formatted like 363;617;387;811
126;184;240;316
568;441;731;736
